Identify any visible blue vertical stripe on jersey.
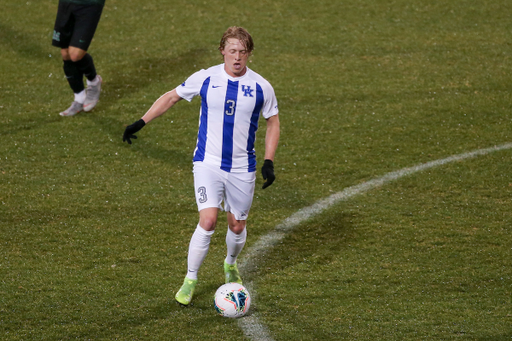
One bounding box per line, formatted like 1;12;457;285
246;83;264;172
193;77;211;162
220;80;239;172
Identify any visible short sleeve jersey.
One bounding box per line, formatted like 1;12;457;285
176;64;279;173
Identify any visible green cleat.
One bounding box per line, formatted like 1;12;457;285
224;261;243;284
175;277;197;306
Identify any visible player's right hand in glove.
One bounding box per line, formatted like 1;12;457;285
123;119;146;144
261;159;275;189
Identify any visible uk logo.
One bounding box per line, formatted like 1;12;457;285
241;85;254;97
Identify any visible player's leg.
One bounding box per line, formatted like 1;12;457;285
176;164;225;305
224;214;246;284
69;4;104;112
52;2;85;116
186;208;218;280
175;214;216;306
59;48;86;116
223;171;256;284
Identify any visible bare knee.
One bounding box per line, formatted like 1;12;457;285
60;48;70;61
199;208;219;231
68;47;87;62
228;220;246;234
199;216;217;231
227;212;246;234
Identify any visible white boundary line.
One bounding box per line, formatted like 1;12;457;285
237;143;512;340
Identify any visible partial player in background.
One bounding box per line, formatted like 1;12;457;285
123;26;280;306
52;0;105;116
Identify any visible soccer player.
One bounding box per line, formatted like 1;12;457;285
123;26;280;306
52;0;104;116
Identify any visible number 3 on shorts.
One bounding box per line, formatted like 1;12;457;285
197;186;207;203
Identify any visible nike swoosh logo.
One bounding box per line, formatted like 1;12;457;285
212;85;222;88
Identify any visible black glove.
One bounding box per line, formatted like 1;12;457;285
261;159;275;189
123;119;146;144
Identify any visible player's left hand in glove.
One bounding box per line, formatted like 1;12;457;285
261;159;275;189
123;119;146;144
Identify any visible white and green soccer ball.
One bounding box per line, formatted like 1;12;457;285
214;282;251;318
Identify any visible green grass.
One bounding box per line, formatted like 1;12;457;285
258;154;512;340
1;0;511;340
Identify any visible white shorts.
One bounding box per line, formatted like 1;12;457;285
193;162;256;221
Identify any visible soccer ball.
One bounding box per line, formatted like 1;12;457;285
214;282;251;318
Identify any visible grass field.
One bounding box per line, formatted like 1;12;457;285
1;0;511;340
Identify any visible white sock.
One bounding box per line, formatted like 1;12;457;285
225;227;247;265
74;90;86;104
186;224;214;280
86;75;100;86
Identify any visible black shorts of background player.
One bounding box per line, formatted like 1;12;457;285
52;0;105;116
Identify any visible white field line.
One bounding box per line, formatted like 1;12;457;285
237;142;512;340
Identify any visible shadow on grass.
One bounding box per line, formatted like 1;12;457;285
87;48;208;167
251;210;356;277
0;23;47;59
0;22;208;167
0;23;63;136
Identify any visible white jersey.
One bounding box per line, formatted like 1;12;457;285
176;64;278;173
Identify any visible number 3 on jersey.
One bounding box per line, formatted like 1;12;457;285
225;99;236;116
197;186;207;203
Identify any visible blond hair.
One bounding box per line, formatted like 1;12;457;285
218;26;254;55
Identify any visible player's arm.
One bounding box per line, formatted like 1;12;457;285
264;114;280;162
261;114;280;189
123;89;183;144
141;89;182;124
